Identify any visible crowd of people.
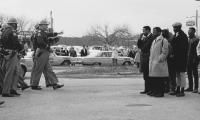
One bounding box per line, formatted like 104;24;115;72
138;22;200;97
0;17;199;107
54;45;89;57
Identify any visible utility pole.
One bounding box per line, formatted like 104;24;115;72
196;10;199;36
50;10;54;32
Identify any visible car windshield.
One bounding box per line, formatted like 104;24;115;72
86;51;101;57
99;52;112;57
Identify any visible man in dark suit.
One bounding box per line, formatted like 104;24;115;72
80;45;88;57
185;27;199;93
170;22;188;97
137;26;155;94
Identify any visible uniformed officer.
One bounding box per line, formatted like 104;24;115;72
31;23;53;88
1;17;23;97
30;19;64;90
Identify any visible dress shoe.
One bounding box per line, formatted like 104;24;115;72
147;91;153;95
2;94;15;97
149;92;157;97
21;85;30;91
46;84;53;88
169;91;176;95
185;88;193;92
192;89;198;93
176;92;185;97
140;91;147;94
154;93;164;97
31;86;42;90
53;84;64;90
0;101;5;105
10;90;21;96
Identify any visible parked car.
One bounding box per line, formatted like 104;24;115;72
49;52;71;65
20;51;71;67
80;51;134;66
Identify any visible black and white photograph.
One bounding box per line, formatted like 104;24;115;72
0;0;200;120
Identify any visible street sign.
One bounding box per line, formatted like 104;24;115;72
186;20;196;26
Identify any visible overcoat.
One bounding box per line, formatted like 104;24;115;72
137;33;155;72
149;35;169;77
171;30;188;72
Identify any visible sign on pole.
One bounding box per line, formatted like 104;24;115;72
186;20;196;26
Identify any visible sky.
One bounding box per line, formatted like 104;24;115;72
0;0;199;37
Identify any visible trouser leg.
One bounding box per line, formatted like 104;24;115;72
43;74;52;86
176;72;181;87
168;63;176;91
154;78;159;94
192;63;199;89
143;61;150;92
180;72;186;88
11;65;18;91
43;61;58;85
30;50;48;86
165;77;169;92
187;65;193;89
160;78;165;95
0;67;4;90
2;54;18;94
17;63;28;88
143;72;149;92
150;77;156;94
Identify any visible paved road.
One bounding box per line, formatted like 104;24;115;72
0;75;200;120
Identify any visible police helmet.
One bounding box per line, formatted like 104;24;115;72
7;17;18;24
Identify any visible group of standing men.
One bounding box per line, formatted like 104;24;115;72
138;22;200;97
0;18;64;105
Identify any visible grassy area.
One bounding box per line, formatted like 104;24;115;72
26;65;142;79
56;65;142;78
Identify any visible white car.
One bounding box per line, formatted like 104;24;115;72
80;51;134;66
49;52;71;65
20;51;71;67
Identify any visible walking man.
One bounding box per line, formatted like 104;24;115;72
1;18;23;97
137;26;155;94
31;23;53;88
30;19;64;90
185;27;199;93
170;22;188;97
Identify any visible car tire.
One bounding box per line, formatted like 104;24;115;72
93;62;101;66
61;60;71;66
123;61;131;66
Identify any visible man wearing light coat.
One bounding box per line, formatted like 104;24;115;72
149;27;169;97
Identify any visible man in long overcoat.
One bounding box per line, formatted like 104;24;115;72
186;27;199;93
170;22;188;97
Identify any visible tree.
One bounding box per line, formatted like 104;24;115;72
0;14;36;31
16;16;31;31
87;24;133;46
0;14;9;25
